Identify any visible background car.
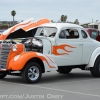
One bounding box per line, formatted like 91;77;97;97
85;28;100;40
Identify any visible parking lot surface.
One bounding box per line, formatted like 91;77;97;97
0;68;100;100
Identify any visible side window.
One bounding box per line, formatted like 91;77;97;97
59;30;68;39
81;30;88;38
59;29;79;39
67;29;79;39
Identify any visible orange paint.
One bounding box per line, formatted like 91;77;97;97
8;52;56;70
22;18;50;31
7;44;24;70
0;35;6;40
0;20;32;40
0;18;50;40
45;55;55;64
52;44;76;55
37;54;56;68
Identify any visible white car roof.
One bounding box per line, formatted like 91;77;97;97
41;22;83;29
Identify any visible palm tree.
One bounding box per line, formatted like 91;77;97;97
64;15;67;22
61;15;67;22
74;19;79;25
61;15;64;22
11;10;16;25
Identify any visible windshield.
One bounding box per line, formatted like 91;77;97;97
35;27;57;37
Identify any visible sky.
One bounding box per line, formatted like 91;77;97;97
0;0;100;24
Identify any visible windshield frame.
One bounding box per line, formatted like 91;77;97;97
35;26;57;38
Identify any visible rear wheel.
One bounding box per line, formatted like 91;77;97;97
57;67;72;74
21;62;42;83
0;73;7;79
90;56;100;77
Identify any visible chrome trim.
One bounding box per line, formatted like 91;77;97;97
0;69;7;71
0;43;10;69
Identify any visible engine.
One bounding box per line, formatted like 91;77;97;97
24;38;43;53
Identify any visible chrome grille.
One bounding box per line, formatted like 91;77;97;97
0;43;10;69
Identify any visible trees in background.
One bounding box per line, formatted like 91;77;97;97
11;10;16;25
96;20;99;22
60;15;80;25
74;19;79;25
60;15;67;22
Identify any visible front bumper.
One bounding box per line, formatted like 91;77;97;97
0;65;6;71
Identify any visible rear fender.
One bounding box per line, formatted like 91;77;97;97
8;52;57;71
86;47;100;67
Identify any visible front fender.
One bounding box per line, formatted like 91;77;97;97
8;52;57;71
86;47;100;67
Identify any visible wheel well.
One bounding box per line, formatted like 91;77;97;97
24;57;45;73
89;54;100;68
94;55;100;65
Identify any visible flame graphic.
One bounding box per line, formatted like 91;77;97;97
52;44;76;55
22;18;51;31
0;19;32;40
36;53;56;68
5;20;32;35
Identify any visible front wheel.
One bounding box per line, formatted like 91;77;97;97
0;73;7;79
90;56;100;77
57;67;72;74
21;62;42;83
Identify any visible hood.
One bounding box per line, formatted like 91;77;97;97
0;18;50;40
0;18;33;40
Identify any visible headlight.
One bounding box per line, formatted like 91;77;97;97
12;45;17;51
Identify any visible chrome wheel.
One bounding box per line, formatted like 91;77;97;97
28;66;39;81
21;62;42;83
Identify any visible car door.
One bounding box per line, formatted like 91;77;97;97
80;29;99;64
53;28;83;66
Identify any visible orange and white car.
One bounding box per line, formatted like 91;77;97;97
1;18;100;83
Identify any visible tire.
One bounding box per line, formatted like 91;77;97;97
21;62;42;83
57;67;72;74
90;56;100;77
0;73;7;79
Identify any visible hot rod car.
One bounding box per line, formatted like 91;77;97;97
0;18;100;83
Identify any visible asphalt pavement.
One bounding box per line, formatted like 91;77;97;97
0;68;100;100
